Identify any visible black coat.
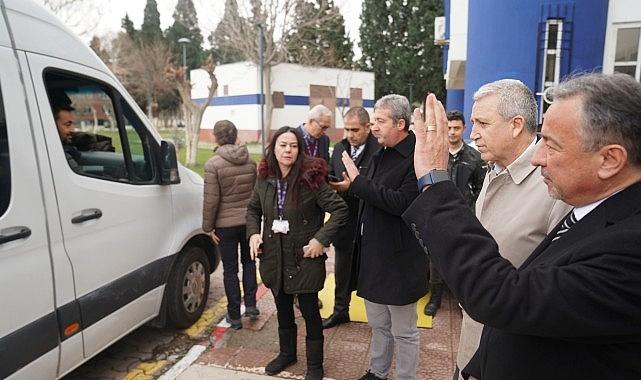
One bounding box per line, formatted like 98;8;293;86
403;180;641;379
329;133;381;249
246;172;348;295
297;125;330;162
349;132;428;305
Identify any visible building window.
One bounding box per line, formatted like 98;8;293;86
613;26;640;80
309;85;336;128
350;88;363;108
45;71;156;184
539;19;563;119
272;91;285;109
223;85;229;96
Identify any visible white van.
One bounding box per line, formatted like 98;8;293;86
0;1;219;378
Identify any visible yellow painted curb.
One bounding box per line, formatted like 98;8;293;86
123;360;167;380
184;296;228;337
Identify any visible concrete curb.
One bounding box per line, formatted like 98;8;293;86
161;284;271;379
158;345;206;380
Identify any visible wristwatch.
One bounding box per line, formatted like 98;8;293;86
417;169;450;191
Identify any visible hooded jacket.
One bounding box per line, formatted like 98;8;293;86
202;144;257;231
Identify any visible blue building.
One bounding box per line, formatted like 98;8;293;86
441;0;641;139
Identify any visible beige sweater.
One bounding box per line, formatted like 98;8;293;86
202;144;257;231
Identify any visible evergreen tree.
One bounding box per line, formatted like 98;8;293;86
359;0;445;103
286;0;353;68
121;13;138;41
165;0;204;70
141;0;163;44
209;0;247;64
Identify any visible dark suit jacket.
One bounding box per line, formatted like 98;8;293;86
297;124;330;162
349;132;429;305
403;180;641;379
329;133;380;249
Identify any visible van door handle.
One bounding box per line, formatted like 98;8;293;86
71;209;103;224
0;226;32;245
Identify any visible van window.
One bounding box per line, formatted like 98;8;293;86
0;84;9;216
45;71;156;184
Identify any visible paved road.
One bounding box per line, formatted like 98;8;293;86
66;249;462;380
64;267;227;380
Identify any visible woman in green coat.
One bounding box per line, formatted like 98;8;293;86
246;126;348;380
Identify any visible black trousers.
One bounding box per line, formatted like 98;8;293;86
332;242;353;315
273;291;323;340
217;225;257;320
429;258;443;285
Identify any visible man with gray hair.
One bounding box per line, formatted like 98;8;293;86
298;104;332;162
453;79;570;379
406;73;641;379
341;94;428;380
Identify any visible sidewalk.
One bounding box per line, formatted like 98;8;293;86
176;251;462;380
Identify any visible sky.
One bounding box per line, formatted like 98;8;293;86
41;0;363;57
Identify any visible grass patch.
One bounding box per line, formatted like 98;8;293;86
93;128;262;178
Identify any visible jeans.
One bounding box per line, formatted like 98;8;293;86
217;225;257;320
273;291;323;340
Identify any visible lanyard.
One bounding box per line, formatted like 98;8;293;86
276;179;288;218
304;135;318;157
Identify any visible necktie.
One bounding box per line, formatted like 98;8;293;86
552;211;577;242
351;145;358;160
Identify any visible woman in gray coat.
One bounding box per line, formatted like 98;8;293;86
203;120;257;330
246;126;348;380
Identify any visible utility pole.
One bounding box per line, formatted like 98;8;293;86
258;24;265;153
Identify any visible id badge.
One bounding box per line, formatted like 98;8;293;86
271;219;290;234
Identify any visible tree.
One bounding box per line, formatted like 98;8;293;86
89;36;110;63
166;56;218;166
121;13;138;41
210;0;347;139
209;0;246;64
141;0;164;44
359;0;445;103
119;0;174;121
112;31;176;122
166;0;205;70
286;0;353;68
43;0;102;38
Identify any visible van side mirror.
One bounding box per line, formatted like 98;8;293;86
160;140;180;185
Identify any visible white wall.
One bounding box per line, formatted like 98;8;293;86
191;62;375;135
270;63;375;129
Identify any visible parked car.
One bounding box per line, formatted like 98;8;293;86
0;1;219;378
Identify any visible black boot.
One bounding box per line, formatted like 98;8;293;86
265;326;298;375
424;283;443;317
305;336;324;380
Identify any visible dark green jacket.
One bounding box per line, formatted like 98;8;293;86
246;176;348;295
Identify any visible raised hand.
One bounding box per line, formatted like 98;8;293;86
413;93;449;180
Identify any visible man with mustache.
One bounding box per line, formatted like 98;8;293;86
449;79;570;379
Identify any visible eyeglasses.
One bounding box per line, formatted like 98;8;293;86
315;120;331;131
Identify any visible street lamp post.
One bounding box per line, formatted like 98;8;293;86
178;37;191;81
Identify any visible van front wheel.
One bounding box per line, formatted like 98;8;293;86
166;246;211;328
